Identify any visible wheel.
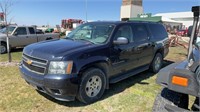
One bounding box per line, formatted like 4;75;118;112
0;42;7;54
150;53;163;73
152;88;188;112
77;68;106;104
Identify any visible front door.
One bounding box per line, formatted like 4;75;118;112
10;27;28;47
110;24;140;74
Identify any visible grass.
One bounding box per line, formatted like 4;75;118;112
0;48;23;62
0;46;192;112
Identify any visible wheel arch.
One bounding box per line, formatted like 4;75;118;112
155;47;164;57
1;41;7;45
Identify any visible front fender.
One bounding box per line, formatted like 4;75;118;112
156;62;179;87
156;61;199;97
75;56;110;73
0;36;7;42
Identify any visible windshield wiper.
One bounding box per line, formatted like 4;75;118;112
76;38;96;44
65;37;75;41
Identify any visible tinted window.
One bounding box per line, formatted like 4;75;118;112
15;27;27;35
36;29;44;34
149;24;168;40
28;27;35;34
114;25;133;42
133;24;148;42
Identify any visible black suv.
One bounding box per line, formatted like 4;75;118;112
19;21;169;104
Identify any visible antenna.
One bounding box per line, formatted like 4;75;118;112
85;0;88;23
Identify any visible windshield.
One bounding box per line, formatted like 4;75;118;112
66;23;115;44
0;26;16;34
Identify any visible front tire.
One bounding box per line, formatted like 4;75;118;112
0;42;7;54
153;88;188;112
77;68;106;104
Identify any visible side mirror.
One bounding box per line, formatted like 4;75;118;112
13;32;18;36
113;37;129;45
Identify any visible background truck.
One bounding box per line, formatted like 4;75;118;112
0;25;60;54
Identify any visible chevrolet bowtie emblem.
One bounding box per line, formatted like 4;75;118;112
27;60;32;65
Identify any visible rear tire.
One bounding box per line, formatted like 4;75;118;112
150;53;163;73
0;42;7;54
77;68;106;104
153;88;188;112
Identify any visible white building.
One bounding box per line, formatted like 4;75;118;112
120;0;143;20
154;11;193;28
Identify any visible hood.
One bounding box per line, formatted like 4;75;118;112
0;33;12;39
23;39;94;60
0;33;6;38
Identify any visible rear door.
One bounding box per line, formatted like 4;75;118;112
132;23;154;67
148;23;169;57
27;27;37;45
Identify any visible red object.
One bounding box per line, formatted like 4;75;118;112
0;12;4;20
61;19;83;29
176;30;187;36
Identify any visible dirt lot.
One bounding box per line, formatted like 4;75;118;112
0;46;193;112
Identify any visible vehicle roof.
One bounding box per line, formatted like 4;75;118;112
86;21;161;25
8;25;17;27
16;26;35;27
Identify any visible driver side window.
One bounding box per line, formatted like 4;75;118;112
15;27;27;35
114;25;133;42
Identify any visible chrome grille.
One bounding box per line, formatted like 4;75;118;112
22;53;48;75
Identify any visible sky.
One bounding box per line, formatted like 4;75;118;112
5;0;199;26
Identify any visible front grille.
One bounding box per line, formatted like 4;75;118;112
195;66;200;85
22;53;48;75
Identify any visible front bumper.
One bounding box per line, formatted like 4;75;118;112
165;104;189;112
19;64;79;101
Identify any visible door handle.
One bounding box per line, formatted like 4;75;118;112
137;46;143;51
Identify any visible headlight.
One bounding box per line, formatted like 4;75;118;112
48;61;73;75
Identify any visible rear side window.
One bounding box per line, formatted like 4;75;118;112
132;24;148;42
149;24;168;40
28;27;35;34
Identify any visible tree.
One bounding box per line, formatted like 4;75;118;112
0;0;14;62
